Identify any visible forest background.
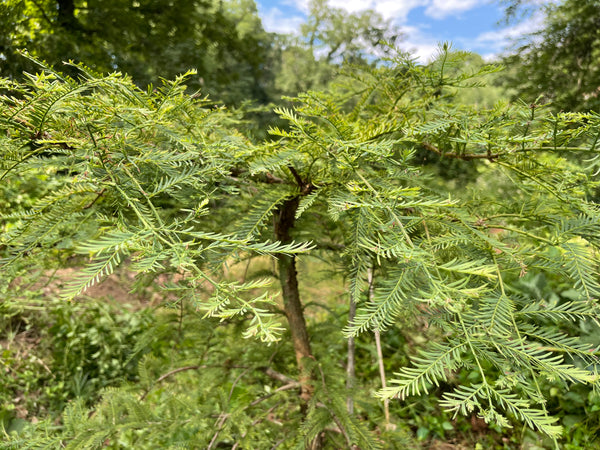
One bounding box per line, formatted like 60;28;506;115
1;0;600;448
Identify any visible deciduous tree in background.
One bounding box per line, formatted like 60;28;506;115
0;0;274;105
501;0;600;112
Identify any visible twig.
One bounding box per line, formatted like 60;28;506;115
347;293;356;415
369;267;391;427
329;412;352;448
139;365;200;400
207;413;229;450
271;436;287;449
229;368;252;403
208;366;252;449
422;142;500;161
231;403;283;450
264;367;297;385
287;164;304;187
83;188;106;209
248;382;300;408
212;369;298;448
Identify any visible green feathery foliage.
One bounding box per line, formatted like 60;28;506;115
242;45;600;441
1;44;600;447
0;56;310;345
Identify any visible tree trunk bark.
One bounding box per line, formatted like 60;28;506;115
56;0;79;29
274;197;314;404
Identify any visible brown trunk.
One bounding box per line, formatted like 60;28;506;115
56;0;80;29
274;197;314;404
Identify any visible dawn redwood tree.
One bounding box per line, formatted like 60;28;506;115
1;47;600;447
238;45;600;442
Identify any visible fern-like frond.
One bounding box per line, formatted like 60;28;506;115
380;341;468;399
346;266;417;335
236;187;294;239
61;251;124;300
295;189;321;219
76;230;149;255
489;338;595;383
488;388;563;437
476;295;516;336
516;300;600;323
148;164;200;197
560;241;600;300
435;258;498;280
521;326;599;363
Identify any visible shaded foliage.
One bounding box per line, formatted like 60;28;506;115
502;0;600;112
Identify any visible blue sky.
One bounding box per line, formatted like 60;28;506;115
255;0;544;61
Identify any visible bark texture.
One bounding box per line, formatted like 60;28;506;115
274;196;314;404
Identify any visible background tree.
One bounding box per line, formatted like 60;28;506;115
0;0;275;105
272;0;402;98
501;0;600;111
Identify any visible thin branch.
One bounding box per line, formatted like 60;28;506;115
140;364;256;401
29;0;54;27
248;382;300;408
209;365;252;450
83;188;106;209
287;164;304;187
422;142;500;161
347;293;356;415
369;267;391;428
264;367;297;385
139;365;200;400
232;403;283;450
265;172;285;184
207;413;229;450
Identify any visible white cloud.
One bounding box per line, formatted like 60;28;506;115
282;0;310;13
277;0;428;23
424;0;480;20
291;0;482;22
396;25;442;62
320;0;427;23
259;1;429;36
258;0;522;62
327;0;371;14
258;1;446;62
374;0;426;22
260;7;305;34
474;11;545;58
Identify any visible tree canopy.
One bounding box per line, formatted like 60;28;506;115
0;0;274;104
502;0;600;112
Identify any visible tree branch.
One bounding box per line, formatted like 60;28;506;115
29;0;54;27
422;142;500;161
139;365;201;400
287;164;304;187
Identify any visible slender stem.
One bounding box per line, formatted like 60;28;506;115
457;313;492;409
347;293;356;415
368;267;390;426
484;224;554;246
139;365;200;401
493;255;557;447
